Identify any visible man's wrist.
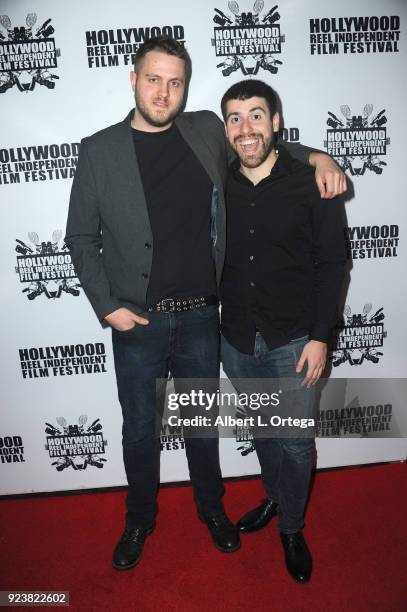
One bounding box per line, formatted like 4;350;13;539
308;151;323;168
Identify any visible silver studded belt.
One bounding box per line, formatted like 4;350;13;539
147;295;218;313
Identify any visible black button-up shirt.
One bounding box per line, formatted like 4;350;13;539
220;146;346;354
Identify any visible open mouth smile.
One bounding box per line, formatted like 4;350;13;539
236;136;262;155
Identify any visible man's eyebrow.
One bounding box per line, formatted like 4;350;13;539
248;106;266;113
226;106;266;120
144;73;184;82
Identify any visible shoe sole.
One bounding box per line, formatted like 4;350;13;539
287;571;312;584
212;540;241;553
112;526;155;571
238;516;277;533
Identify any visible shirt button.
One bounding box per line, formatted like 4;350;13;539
144;242;151;249
249;228;255;234
249;255;254;261
250;281;255;287
249;202;256;207
142;273;148;279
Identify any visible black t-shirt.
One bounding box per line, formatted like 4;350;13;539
132;123;216;304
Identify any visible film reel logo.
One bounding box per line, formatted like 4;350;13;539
211;1;284;77
331;303;387;367
45;415;108;471
0;13;60;94
324;104;390;176
15;230;81;300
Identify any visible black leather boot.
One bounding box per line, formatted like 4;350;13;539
280;531;312;583
199;512;241;552
237;499;279;532
112;524;155;570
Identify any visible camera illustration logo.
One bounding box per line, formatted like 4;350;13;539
324;104;390;176
233;404;255;456
0;13;60;94
45;416;107;472
211;1;284;77
331;303;387;367
15;230;81;301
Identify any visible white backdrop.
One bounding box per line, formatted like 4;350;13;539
1;0;406;495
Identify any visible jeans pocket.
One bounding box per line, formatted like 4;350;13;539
290;335;309;343
112;324;139;336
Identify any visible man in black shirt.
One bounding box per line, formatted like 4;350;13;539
66;36;346;571
220;80;346;583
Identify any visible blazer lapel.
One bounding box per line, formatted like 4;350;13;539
175;115;223;189
113;111;151;234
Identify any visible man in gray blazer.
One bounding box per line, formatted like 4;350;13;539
65;35;346;570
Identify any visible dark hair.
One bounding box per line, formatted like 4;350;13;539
133;35;191;82
221;79;278;120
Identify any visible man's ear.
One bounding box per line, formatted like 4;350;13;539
130;71;137;92
272;111;280;133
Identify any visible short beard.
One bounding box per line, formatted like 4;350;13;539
135;92;182;129
233;132;275;168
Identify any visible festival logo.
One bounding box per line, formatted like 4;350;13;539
331;304;387;367
324;104;390;176
317;401;393;437
19;342;107;379
0;142;78;186
0;435;25;464
234;405;255;455
160;423;185;452
345;225;399;260
15;230;81;301
0;13;60;93
309;15;400;55
45;416;107;471
278;127;299;143
85;24;185;68
211;1;284;76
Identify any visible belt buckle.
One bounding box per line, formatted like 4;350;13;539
160;298;175;312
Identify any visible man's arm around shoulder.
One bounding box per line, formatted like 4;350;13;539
296;187;347;386
283;141;347;199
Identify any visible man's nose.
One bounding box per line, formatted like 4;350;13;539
239;117;251;133
157;82;170;97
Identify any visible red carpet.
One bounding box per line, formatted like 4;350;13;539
1;463;406;611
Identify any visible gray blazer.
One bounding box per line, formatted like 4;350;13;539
66;109;229;321
66;109;309;322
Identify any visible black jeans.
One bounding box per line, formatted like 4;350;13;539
112;305;224;528
221;333;315;533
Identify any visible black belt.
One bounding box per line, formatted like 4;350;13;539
147;295;218;313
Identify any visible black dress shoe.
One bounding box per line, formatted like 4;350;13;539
112;524;155;570
280;531;312;583
199;512;241;553
237;499;279;532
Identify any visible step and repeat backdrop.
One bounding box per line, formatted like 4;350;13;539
1;0;406;495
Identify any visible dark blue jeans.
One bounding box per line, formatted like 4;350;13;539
112;305;224;528
221;333;315;534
